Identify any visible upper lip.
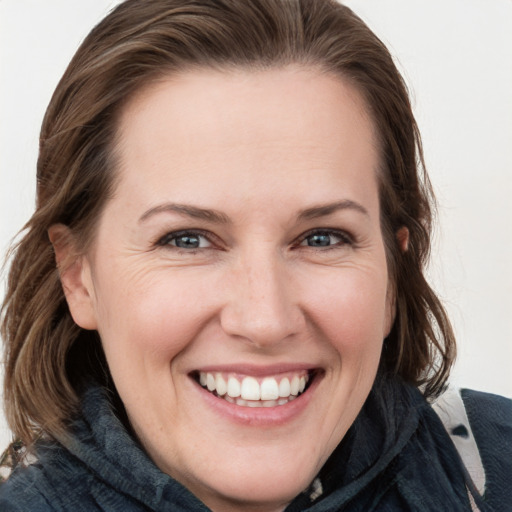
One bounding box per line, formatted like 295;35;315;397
190;362;319;377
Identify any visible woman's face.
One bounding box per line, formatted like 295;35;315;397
68;67;393;512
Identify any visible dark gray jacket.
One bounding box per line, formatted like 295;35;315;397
1;377;510;511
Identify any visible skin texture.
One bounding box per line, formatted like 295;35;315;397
52;66;394;512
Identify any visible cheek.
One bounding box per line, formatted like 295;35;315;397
92;265;219;365
304;267;389;356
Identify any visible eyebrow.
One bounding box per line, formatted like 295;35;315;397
139;203;230;224
139;199;369;224
297;200;370;221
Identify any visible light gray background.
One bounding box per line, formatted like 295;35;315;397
1;0;511;451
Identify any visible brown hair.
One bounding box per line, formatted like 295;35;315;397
2;0;455;445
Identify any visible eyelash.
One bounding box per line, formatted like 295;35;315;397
295;229;354;250
155;228;354;252
156;229;214;251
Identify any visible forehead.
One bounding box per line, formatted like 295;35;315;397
118;65;376;147
113;66;380;214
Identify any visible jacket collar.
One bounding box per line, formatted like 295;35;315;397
61;375;472;511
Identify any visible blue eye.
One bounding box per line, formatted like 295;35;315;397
300;231;349;248
159;231;211;249
174;234;201;249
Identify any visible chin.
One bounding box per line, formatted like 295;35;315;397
184;462;317;512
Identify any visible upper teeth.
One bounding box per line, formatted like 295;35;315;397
198;372;309;401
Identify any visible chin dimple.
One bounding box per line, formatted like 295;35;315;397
197;371;311;407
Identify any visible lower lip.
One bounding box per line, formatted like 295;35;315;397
192;373;321;427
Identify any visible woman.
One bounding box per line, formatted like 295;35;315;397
0;0;510;511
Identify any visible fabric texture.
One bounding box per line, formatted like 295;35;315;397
461;389;512;512
432;386;486;496
0;376;510;511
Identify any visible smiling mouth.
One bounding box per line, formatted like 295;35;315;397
192;370;319;408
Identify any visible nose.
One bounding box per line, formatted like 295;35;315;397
220;250;305;348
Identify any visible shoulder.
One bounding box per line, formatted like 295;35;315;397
461;388;512;433
0;462;58;511
460;389;512;475
433;387;512;511
0;441;100;512
461;389;512;507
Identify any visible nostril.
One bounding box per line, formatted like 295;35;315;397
219;269;304;346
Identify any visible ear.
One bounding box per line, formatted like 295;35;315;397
396;226;409;253
48;224;98;330
383;227;409;337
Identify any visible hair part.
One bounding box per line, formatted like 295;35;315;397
2;0;455;444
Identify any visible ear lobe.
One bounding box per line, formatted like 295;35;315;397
396;226;409;253
48;224;98;330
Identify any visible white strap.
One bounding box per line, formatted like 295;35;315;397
432;386;486;510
